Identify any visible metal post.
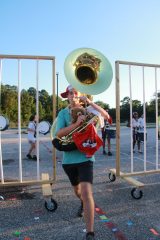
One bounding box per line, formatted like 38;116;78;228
56;72;59;115
36;60;40;180
115;61;120;176
18;60;22;182
0;59;4;184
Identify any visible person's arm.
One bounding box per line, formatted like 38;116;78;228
28;128;34;132
106;115;113;125
138;118;144;129
56;119;84;138
27;122;35;132
79;96;110;120
55;110;86;138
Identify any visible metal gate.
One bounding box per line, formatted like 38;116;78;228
0;54;57;210
109;60;160;199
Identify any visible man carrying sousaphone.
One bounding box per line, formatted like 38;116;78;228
53;85;110;240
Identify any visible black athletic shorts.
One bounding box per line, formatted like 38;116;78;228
137;132;147;142
62;161;93;186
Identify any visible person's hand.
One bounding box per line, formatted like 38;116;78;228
76;114;86;126
79;96;91;105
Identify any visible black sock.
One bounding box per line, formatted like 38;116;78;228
86;232;95;237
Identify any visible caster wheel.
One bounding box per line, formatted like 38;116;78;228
108;172;116;182
0;196;4;201
44;198;58;211
131;188;143;199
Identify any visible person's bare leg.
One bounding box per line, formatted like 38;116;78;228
73;184;82;201
28;144;34;155
102;138;107;154
107;138;111;152
80;182;94;233
27;142;36;158
73;184;84;217
133;137;136;152
103;138;105;150
138;140;142;152
107;137;112;156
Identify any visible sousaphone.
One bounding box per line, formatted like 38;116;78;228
64;47;113;95
51;48;113;151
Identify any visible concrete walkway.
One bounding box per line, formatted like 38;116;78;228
0;128;160;240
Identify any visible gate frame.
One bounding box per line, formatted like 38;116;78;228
0;54;56;189
110;60;160;191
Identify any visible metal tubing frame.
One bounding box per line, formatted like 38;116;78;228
0;54;56;186
0;59;4;184
113;60;160;187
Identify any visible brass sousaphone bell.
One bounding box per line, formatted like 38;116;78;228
64;47;113;95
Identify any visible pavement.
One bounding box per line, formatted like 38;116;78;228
0;128;160;240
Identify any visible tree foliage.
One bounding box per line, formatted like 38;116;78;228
0;84;159;127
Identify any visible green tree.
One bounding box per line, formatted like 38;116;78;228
21;89;35;125
120;97;143;122
94;100;110;110
1;84;18;126
120;97;130;122
27;87;37;101
146;91;160;122
39;89;51;119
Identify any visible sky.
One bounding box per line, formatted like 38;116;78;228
0;0;160;108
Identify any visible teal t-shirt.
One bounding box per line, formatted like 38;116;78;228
54;107;95;164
